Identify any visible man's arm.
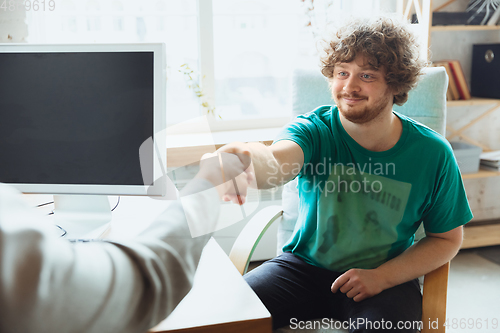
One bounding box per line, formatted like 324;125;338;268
0;153;252;333
331;226;463;302
0;183;220;333
218;140;305;189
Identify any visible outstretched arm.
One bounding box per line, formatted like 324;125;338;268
0;153;253;333
331;226;463;302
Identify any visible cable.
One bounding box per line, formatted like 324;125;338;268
37;196;120;238
37;201;54;208
55;224;67;237
111;196;120;211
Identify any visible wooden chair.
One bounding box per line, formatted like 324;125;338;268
229;66;450;333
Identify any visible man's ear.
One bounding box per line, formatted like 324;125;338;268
328;79;337;101
387;83;400;98
327;78;334;90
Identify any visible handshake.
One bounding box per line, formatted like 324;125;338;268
194;150;255;205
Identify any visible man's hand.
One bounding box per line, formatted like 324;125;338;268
217;142;256;189
330;227;463;303
217;141;251;156
331;268;389;302
217;140;304;189
195;152;255;205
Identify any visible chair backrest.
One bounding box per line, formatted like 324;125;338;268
291;66;447;132
277;66;448;254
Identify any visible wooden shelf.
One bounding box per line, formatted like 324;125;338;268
462;169;500;180
447;97;500;107
424;4;500;251
431;25;500;32
461;223;500;249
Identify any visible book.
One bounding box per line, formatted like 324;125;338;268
481;160;499;168
447;89;453;101
448;60;471;100
432;62;448;99
480;161;500;171
480;150;500;162
480;150;500;170
433;61;460;100
480;160;500;171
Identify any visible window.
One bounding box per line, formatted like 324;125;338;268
211;0;303;122
24;0;405;133
26;0;200;127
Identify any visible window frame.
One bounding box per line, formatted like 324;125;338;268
191;0;291;135
22;1;426;137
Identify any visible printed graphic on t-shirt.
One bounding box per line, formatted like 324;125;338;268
305;164;412;271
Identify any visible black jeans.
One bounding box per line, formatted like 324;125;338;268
244;252;422;332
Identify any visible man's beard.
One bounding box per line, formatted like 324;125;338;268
336;91;393;124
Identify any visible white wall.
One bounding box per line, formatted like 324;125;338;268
0;7;28;42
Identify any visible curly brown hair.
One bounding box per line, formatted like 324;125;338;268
320;17;426;106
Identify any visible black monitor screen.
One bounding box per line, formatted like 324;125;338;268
0;52;154;186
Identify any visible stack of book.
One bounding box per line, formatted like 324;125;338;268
480;150;500;171
432;60;471;101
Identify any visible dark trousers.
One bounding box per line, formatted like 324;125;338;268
244;252;422;332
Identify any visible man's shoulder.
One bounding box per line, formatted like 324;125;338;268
397;112;451;150
294;105;335;129
299;105;334;119
276;106;336;153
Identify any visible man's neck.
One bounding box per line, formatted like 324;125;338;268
339;109;403;152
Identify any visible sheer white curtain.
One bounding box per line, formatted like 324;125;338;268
0;6;28;42
24;0;200;126
20;0;401;128
303;0;398;39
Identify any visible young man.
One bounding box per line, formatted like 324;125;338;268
219;17;472;332
0;152;253;333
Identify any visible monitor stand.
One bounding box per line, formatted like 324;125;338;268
53;195;112;239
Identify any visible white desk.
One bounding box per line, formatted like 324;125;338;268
109;196;272;332
151;238;272;333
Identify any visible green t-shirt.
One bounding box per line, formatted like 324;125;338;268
276;106;473;272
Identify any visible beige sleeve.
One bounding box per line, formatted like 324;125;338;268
0;180;219;333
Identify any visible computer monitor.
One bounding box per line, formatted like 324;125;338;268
0;43;168;237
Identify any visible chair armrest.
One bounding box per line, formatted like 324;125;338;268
229;205;283;275
421;262;450;333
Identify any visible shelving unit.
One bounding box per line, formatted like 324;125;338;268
461;223;500;249
422;4;500;177
446;97;500;107
462;169;500;180
412;0;500;248
431;25;500;31
446;98;500;152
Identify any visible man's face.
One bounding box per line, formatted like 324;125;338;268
331;55;394;124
